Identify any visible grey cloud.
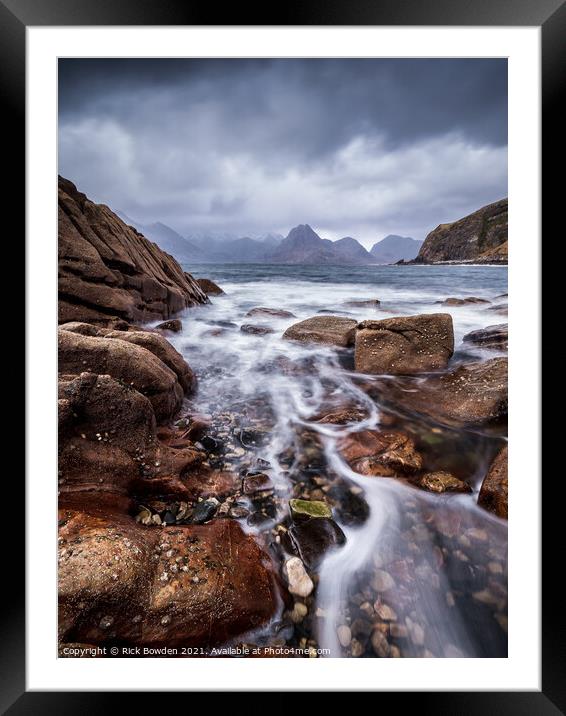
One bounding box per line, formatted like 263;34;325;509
58;58;507;245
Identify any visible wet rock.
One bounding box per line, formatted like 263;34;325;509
103;329;195;392
463;324;508;351
371;570;396;593
58;328;189;423
337;625;352;647
478;445;508;519
486;304;508;316
440;297;490;306
284;557;314;598
417;471;471;494
289;499;332;520
380;358;507;427
59;500;283;647
355;313;454;375
190;499;219;524
288;517;346;569
196;278;225;295
58;176;207;325
371;628;390;657
344;299;381;309
283;316;358;347
246;307;296;318
240;324;275;335
314;403;369;425
338;430;423;476
155;319;182;333
242;473;274;495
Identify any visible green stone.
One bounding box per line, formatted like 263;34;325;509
289;499;332;520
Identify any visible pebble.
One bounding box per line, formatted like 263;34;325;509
374;602;397;621
371;569;396;593
350;639;364;657
337;625;352;647
99;615;114;630
284;557;314;598
371;629;390;657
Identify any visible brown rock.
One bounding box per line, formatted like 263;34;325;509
246;307;296;318
283;316;357;347
58;328;187;423
355;313;454;375
344;299;381;308
463;324;508;351
417;471;471;494
338;430;422;476
58;176;207;324
441;297;490;306
240;324;275;335
478;445;508;518
380;358;507;427
58;500;283;647
196;277;225;295
155;319;182;333
104;329;195;393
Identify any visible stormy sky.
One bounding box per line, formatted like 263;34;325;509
58;58;507;246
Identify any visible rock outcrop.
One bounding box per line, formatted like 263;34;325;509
478;445;508;518
58;326;190;423
58;176;208;324
58;499;283;648
378;358;507;427
415;198;508;264
355;314;454;375
283;316;357;347
463;324;508;351
195;278;225;296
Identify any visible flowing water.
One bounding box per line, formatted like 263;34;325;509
159;263;508;658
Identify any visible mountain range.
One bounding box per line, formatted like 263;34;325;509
117;213;422;265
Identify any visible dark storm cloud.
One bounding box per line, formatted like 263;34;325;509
58;58;507;244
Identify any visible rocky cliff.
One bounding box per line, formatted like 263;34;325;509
415;198;508;264
58;176;208;324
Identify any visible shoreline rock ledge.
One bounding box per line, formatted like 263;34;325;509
58;176;208;325
57;177;285;651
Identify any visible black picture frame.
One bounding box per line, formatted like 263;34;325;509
8;0;559;708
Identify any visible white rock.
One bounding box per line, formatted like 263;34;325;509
284;557;314;598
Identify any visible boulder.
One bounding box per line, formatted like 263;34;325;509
355;313;454;375
380;358;507;427
240;324;275;335
58;176;208;324
478;445;508;518
283;316;357;347
58;500;283;647
155;319;182;333
417;471;471;494
196;278;225;295
344;299;381;308
246;307;296;318
104;329;195;392
337;430;423;476
288;518;346;569
58;328;187;422
463;324;508;351
440;297;490;306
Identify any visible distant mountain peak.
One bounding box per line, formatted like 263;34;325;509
370;234;423;264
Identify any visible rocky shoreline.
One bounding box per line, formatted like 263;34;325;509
58;177;508;658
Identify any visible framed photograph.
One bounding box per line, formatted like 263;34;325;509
8;0;557;707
